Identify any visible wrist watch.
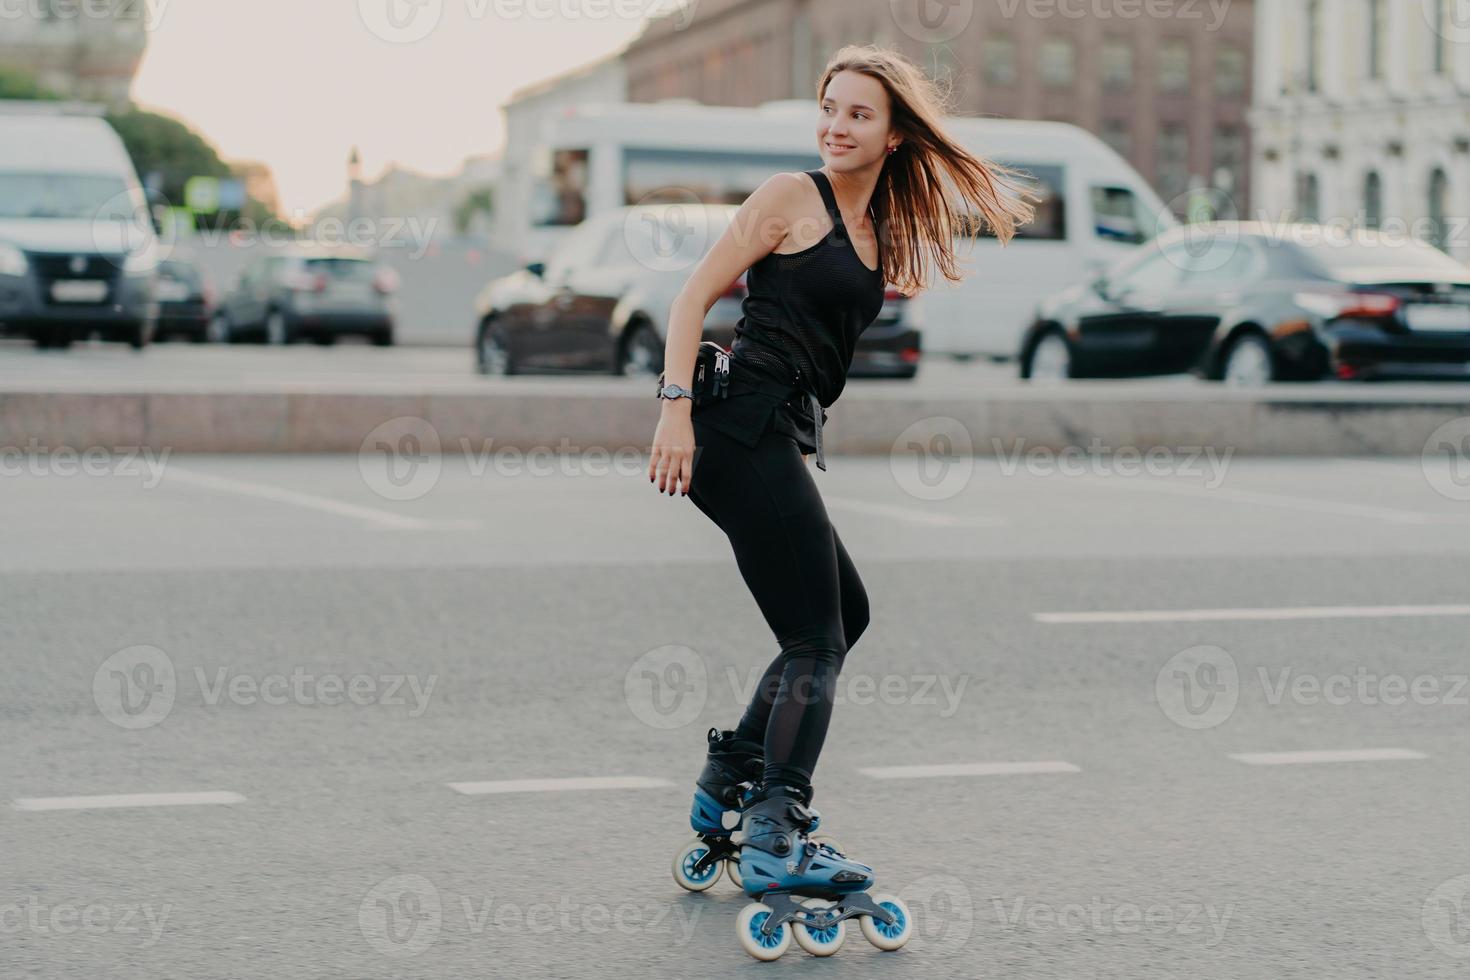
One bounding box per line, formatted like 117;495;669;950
656;378;694;401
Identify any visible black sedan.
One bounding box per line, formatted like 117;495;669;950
153;255;215;342
1018;221;1470;383
473;203;920;379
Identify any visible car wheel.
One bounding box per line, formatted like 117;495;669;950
371;329;393;347
477;319;516;375
312;334;335;346
619;322;662;378
1221;331;1274;386
207;313;233;344
1024;329;1071;382
264;311;293;345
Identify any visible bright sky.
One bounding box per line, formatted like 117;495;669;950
132;0;658;217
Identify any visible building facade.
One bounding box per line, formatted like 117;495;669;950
622;0;1254;215
0;0;148;109
1250;0;1468;259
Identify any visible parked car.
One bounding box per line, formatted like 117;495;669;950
1018;221;1470;384
0;102;160;349
153;253;215;342
472;202;921;378
208;243;398;345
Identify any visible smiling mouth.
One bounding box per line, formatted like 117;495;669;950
826;142;856;149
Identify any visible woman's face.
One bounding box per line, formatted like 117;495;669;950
817;70;895;172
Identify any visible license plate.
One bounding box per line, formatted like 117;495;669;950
50;279;108;303
1406;303;1470;332
156;280;189;302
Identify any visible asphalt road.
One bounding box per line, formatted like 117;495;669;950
4;451;1470;978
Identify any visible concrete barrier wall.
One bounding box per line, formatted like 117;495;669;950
3;386;1468;456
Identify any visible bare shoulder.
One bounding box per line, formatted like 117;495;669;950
739;171;828;253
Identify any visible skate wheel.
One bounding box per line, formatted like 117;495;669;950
725;855;744;890
737;902;791;961
810;833;844;856
672;838;723;892
792;897;846;956
859;893;912;951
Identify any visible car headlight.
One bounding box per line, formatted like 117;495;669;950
0;242;27;277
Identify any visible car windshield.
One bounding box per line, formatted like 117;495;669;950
301;257;376;279
1302;235;1467;280
0;172;136;220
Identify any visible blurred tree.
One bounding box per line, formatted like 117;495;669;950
454;185;495;237
0;66;63;100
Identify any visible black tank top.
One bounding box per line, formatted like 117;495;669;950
730;168;886;408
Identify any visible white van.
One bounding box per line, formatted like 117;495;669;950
505;101;1174;360
0;102;160;348
920;117;1177;359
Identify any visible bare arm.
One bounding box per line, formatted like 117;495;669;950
648;173;810;494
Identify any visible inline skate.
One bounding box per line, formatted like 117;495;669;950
672;730;840;893
731;785;912;960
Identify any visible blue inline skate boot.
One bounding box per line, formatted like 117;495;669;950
731;785;912;960
671;728;763;892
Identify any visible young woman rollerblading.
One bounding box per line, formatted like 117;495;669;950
649;43;1036;959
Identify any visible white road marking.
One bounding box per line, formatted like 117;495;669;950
857;761;1081;779
13;791;246;812
824;496;1005;527
447;776;674;796
1034;603;1470;624
164;466;467;530
1089;477;1448;525
1229;749;1427;766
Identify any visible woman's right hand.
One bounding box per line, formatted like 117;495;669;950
649;401;696;496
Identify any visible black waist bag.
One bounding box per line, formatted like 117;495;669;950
691;340;732;406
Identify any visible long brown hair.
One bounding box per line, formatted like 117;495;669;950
817;44;1039;296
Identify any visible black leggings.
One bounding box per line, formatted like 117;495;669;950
686;416;870;798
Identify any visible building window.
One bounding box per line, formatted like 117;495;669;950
1039;37;1075;88
1363;170;1382;229
1101;118;1131;159
1101;39;1132;91
1306;0;1321;92
982;36;1016;87
1212;124;1244;198
1431;0;1449;75
1428;168;1449;250
1296;171;1320;222
1159;39;1190;94
1156;123;1190;204
1215;47;1246;98
1367;0;1386;80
